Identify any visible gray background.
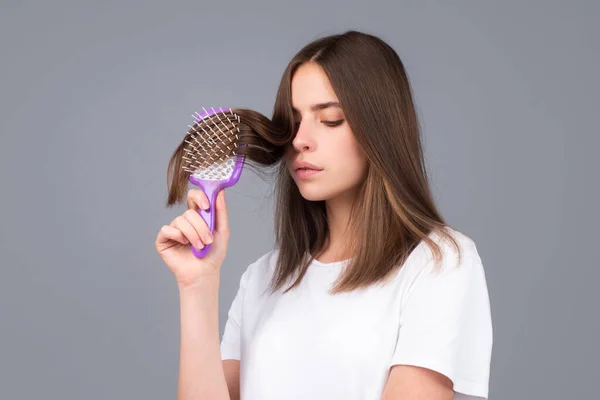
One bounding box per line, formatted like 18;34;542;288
1;1;598;399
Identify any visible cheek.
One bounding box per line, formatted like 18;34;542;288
329;131;368;178
346;147;368;180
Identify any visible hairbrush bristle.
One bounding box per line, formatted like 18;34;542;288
181;108;242;176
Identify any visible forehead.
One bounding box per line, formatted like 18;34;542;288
291;62;339;110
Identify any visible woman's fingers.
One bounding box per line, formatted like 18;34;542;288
161;207;212;251
173;214;205;249
187;189;209;211
157;225;189;245
183;208;213;245
185;187;227;236
177;188;228;255
157;189;229;265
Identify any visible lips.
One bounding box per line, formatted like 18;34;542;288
293;160;324;171
296;167;321;171
294;168;322;179
291;160;323;180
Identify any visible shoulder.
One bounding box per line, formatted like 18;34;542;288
397;226;489;307
391;227;493;398
236;249;280;287
405;226;483;276
428;226;479;262
432;226;485;281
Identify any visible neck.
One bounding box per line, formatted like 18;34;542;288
320;189;358;262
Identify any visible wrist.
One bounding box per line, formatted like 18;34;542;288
177;274;220;294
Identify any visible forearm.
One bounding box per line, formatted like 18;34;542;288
177;275;230;400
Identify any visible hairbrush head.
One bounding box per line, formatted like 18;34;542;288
182;106;246;258
183;107;244;176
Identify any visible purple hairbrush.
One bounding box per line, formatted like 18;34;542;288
181;107;245;258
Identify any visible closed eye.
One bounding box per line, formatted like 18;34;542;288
322;119;344;127
293;119;344;129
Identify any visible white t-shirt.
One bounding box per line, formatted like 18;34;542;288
220;227;493;399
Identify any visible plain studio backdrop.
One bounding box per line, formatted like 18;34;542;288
0;1;597;399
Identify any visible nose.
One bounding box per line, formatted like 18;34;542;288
291;121;314;153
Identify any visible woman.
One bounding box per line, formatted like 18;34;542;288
156;30;493;400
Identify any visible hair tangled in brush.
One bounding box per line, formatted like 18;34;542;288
165;108;290;207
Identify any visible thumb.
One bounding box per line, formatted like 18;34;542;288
214;189;229;235
204;190;229;264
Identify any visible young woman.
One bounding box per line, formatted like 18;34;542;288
156;30;493;400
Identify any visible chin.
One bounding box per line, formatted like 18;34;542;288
296;183;338;202
298;190;328;202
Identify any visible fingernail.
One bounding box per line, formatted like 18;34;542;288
204;233;213;244
202;200;209;210
196;241;204;249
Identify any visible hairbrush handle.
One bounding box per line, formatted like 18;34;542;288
191;180;220;258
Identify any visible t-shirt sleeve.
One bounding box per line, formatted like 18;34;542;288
390;239;493;399
220;265;252;361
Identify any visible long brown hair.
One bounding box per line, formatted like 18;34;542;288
269;30;461;294
166;30;461;295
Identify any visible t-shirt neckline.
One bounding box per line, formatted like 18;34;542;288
308;254;352;267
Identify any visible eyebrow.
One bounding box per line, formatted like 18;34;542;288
291;101;342;112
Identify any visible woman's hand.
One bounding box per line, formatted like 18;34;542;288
155;189;230;289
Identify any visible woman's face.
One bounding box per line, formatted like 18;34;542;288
284;62;368;202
